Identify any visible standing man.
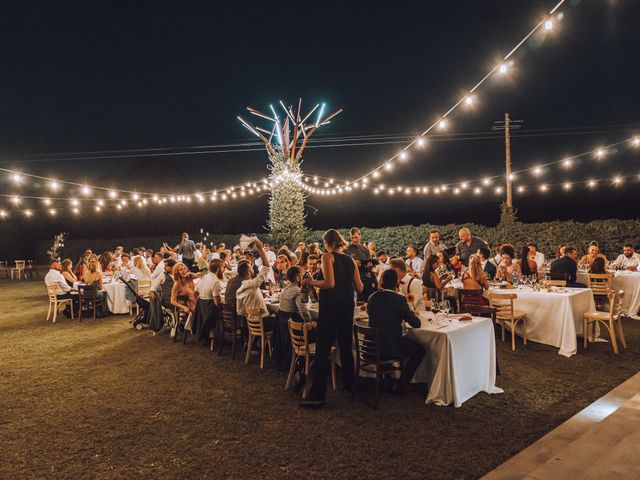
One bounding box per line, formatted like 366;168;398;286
346;227;370;267
454;227;488;267
423;230;447;264
174;232;197;272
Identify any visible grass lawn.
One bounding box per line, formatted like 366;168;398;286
1;280;639;479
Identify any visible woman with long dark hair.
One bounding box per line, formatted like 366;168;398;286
300;229;363;409
520;245;538;277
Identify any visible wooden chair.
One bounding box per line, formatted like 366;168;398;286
212;304;244;358
11;260;26;280
488;292;527;351
244;307;274;369
547;279;567;287
588;273;613;309
129;279;152;317
25;260;39;279
0;261;8;279
46;284;74;323
78;284;105;321
583;290;626;354
285;319;336;398
352;321;404;410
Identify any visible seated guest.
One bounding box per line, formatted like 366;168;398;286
236;241;275;330
305;254;321;278
590;256;607;274
496;245;521;284
224;260;248;313
528;243;545;268
374;250;390;279
273;254;292;289
301;255;320;303
436;251;454;272
551;246;586;288
367;269;425;385
390;258;426;311
556;243;569;259
476;246;497;280
493;243;504;266
149;258;177;308
113;246;124;265
120;253;131;272
294;242;306;259
277;246;298;265
99;251;114;274
83;254;109;316
580;241;607;269
422;254;453;299
74;249;93;278
60;258;77;287
461;254;489;291
170;262;198;315
519;245;538;277
613;244;639;270
279;266;314;327
45;259;74;304
366;241;377;258
130;255;151;280
150;252;166;279
405;244;423;275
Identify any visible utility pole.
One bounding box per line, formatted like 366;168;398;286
492;114;522;209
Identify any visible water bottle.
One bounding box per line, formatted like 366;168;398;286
513;275;519;287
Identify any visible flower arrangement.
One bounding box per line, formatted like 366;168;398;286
46;232;67;261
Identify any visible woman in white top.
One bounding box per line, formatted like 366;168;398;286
192;259;224;343
130;255;151;280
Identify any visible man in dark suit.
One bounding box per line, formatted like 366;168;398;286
477;246;497;280
550;246;586;288
367;269;425;384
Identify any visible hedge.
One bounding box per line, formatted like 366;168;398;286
31;217;640;264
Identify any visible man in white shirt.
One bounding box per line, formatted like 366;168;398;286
44;260;73;298
389;258;426;312
236;240;274;330
150;252;166;280
613;244;640;270
528;243;545;269
405;245;423;275
113;246;124;266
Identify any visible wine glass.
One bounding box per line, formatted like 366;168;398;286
441;300;451;318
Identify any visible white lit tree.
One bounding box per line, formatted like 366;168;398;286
238;100;341;246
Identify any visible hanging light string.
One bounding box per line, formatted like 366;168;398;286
299;0;567;194
295;136;640;195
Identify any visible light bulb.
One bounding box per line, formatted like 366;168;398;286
498;63;509;74
438;120;447;129
399;152;407;161
24;209;33;217
49;180;60;191
417;137;425;147
81;186;92;196
544;20;554;31
12;173;22;184
562;158;572;169
464;95;474;106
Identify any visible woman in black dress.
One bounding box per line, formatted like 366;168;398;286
300;229;363;408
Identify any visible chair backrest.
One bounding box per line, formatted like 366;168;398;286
245;307;264;335
288;319;310;356
488;292;517;318
47;284;58;301
548;279;567;287
607;290;625;319
137;279;152;296
79;284;97;299
15;260;25;269
548;272;568;281
353;321;382;363
222;303;235;325
588;273;612;295
458;289;484;311
26;260;34;269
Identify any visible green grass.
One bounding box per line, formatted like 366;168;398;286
1;280;639;479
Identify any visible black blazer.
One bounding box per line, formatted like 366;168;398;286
550;256;577;284
367;290;421;356
484;261;497;280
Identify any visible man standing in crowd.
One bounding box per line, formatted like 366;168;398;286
174;232;197;271
346;227;370;265
613;244;640;270
423;230;447;264
454;227;488;267
550;246;586;288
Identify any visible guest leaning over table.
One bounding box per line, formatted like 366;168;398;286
613;244;640;270
367;269;425;387
300;229;363;409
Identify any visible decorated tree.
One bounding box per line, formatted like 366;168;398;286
238;100;341;246
47;232;67;261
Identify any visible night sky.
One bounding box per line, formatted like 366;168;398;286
0;0;639;243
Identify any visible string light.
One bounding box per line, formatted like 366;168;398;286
632;137;640;147
595;148;606;159
11;173;22;184
438;120;447;130
0;210;7;218
49;180;59;191
544;19;554;31
562;158;572;169
24;209;33;217
81;186;92;196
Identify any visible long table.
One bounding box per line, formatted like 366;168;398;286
73;280;130;314
488;286;595;357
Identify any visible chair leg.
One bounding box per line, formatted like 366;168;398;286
330;351;337;390
260;336;265;369
583;318;588;348
373;367;381;410
69;301;74;320
351;359;360;401
47;301;52;321
501;321;505;342
52;302;58;323
608;320;619;354
511;319;516;351
522;317;527;346
285;352;297;390
617;318;627;349
244;333;253;365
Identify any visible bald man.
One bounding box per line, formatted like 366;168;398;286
454;227;488;267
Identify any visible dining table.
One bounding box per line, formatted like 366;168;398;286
73;278;131;314
487;285;596;357
577;270;640;317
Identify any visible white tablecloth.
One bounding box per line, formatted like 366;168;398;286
73;281;130;314
577;271;640;317
408;314;502;408
488;287;595;357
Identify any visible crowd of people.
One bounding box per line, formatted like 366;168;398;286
43;227;640;408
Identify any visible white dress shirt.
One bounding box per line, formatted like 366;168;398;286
614;253;640;269
151;261;165;280
196;272;222;300
236;266;271;317
45;269;72;295
399;273;425;311
534;251;545;268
